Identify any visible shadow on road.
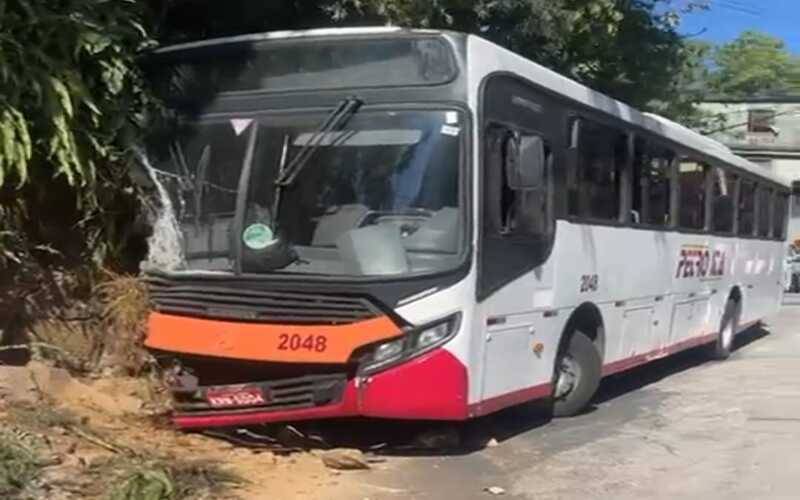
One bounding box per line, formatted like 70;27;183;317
209;324;772;458
593;323;770;407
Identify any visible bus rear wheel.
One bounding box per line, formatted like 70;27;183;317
552;331;601;417
710;299;740;360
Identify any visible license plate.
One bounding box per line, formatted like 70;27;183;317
205;385;268;408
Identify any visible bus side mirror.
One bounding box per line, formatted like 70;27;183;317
506;135;546;190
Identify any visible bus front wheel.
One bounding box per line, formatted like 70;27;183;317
552;331;601;417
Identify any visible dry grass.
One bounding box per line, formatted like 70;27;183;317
96;271;150;332
95;270;152;375
29;270;152;375
6;403;80;431
29;317;100;370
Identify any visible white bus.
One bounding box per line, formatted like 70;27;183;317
142;27;790;428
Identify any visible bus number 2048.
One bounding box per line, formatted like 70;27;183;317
278;334;328;352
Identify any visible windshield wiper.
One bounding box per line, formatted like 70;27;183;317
275;96;363;187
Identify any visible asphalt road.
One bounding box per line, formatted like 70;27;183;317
350;300;800;500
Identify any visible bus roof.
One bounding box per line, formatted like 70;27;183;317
153;26;444;54
152;27;788;188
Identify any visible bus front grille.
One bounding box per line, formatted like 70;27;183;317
146;276;382;325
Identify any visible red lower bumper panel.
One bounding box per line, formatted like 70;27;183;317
173;348;470;429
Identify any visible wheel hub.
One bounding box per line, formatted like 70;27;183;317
721;321;734;349
555;355;582;399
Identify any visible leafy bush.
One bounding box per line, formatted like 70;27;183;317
0;0;155;348
0;0;153;190
109;460;241;500
0;430;42;498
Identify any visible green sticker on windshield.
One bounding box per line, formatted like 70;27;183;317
242;223;275;250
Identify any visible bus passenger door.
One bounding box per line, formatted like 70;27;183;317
477;121;557;402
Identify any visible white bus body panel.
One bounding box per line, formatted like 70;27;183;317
475;221;783;403
464;34;786;406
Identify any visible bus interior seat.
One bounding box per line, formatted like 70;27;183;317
336;224;409;275
312;204;370;246
402;206;459;253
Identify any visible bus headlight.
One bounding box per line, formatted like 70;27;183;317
360;313;461;374
372;338;404;363
414;320;453;349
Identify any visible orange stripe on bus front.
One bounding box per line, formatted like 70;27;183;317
145;312;402;363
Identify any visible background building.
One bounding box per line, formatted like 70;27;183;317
699;96;800;243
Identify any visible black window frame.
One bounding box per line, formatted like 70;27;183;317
630;136;675;228
477;69;790;302
756;184;773;238
485;124;554;238
567;117;630;224
676;157;710;232
710;166;738;235
477;73;561;300
773;190;789;240
737;178;757;237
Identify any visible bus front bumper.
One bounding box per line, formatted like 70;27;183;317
171;348;469;429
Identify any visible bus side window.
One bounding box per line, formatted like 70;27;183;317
756;185;773;238
569;120;626;221
773;191;788;239
498;130;552;238
738;179;756;236
632;138;672;226
712;167;737;233
678;159;708;230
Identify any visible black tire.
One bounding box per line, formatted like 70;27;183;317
552;331;602;417
710;299;740;360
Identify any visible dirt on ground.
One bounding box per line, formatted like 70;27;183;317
0;362;376;499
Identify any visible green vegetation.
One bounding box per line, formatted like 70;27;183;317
4;403;240;499
0;430;42;498
108;459;241;500
0;1;154;353
709;30;800;98
110;467;176;500
0;0;151;190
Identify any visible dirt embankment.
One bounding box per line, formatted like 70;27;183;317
0;362;375;499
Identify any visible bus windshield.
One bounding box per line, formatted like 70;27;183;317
146;109;464;277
